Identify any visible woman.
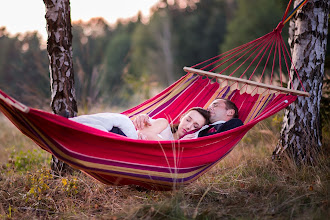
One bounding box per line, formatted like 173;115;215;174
70;107;209;140
137;107;210;140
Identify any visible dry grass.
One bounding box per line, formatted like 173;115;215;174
0;113;329;219
0;116;37;163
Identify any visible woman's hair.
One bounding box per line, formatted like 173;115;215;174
189;107;210;124
171;107;210;133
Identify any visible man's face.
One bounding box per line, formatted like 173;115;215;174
207;99;229;123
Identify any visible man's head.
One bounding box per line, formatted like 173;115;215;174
207;98;239;123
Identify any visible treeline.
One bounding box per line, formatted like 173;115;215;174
0;0;292;109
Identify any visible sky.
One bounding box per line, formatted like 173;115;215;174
0;0;160;40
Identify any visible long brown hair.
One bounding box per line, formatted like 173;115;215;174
171;107;210;133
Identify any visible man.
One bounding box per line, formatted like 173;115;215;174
134;98;243;139
194;98;243;138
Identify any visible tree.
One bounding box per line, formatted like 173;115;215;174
99;20;138;106
172;0;228;74
72;18;112;111
43;0;77;175
142;8;175;85
273;0;329;165
0;29;49;107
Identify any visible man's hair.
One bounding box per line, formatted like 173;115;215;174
216;98;239;118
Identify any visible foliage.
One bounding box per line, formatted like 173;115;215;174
0;0;328;113
172;0;228;71
220;0;288;53
217;0;290;78
0;28;49;107
0;0;239;109
98;20;139;106
71;18;113;111
7;149;51;172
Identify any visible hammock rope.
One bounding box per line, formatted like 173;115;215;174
189;0;310;95
0;0;310;190
283;0;309;24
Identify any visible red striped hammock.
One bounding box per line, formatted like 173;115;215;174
0;0;309;190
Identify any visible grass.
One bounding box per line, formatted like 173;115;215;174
0;113;329;219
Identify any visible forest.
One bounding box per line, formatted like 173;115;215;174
0;0;297;111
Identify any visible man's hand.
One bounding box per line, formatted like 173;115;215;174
133;114;151;130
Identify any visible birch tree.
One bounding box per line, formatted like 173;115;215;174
273;0;329;165
43;0;77;174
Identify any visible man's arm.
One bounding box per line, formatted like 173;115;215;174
199;118;243;137
218;118;243;133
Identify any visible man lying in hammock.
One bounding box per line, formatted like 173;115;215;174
134;98;243;139
70;107;210;140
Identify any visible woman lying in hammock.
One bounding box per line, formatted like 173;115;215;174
70;107;210;140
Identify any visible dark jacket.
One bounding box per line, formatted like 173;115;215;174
198;118;243;137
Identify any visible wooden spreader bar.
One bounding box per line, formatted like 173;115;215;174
183;67;310;97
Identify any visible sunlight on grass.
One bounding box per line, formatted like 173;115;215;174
0;115;40;163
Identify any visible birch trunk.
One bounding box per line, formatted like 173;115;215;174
273;0;329;165
160;14;175;85
43;0;77;175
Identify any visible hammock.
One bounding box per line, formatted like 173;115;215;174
0;0;309;190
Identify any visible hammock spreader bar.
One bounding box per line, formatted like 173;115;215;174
183;67;309;97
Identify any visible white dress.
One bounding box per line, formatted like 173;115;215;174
70;114;174;140
70;113;138;139
157;124;174;140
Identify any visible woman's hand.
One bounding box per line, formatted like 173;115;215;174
138;132;148;140
133;114;151;130
180;133;196;140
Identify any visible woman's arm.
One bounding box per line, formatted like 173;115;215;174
137;118;169;140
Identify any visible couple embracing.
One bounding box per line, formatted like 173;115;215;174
71;98;243;141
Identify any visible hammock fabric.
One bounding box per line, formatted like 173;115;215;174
0;0;309;190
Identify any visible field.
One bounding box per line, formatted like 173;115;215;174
0;113;329;219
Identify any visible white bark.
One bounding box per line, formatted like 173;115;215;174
44;0;77;118
44;0;77;175
274;0;329;165
150;10;175;85
161;15;175;84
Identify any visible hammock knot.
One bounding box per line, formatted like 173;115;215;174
274;22;284;33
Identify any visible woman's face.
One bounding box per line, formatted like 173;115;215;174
177;110;206;137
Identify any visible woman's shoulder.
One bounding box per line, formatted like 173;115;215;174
151;118;169;128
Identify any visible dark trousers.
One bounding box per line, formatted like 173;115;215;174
109;127;127;137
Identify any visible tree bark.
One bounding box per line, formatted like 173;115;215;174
273;0;329;165
160;14;175;85
43;0;77;175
